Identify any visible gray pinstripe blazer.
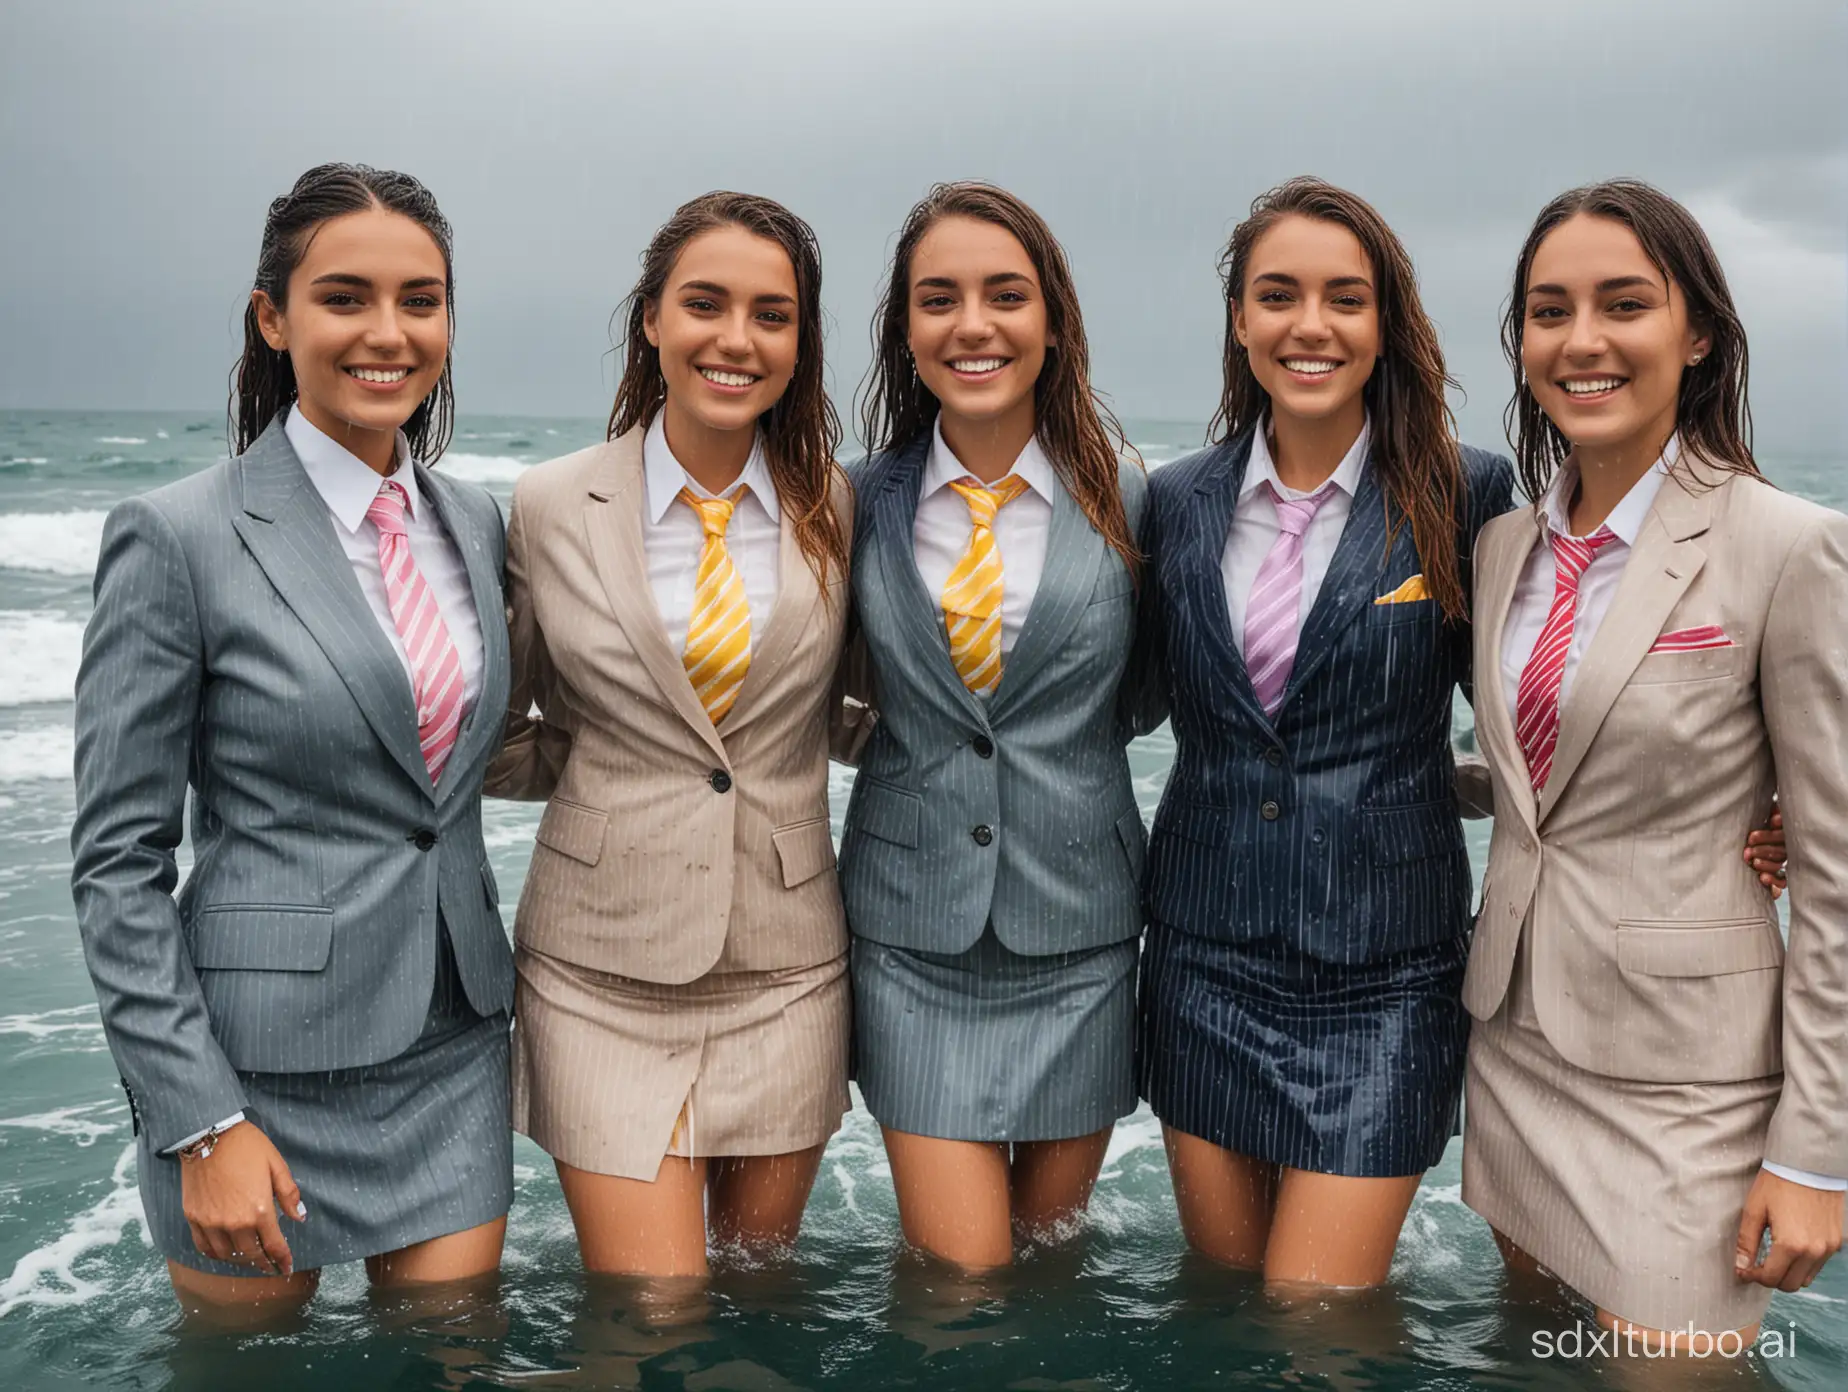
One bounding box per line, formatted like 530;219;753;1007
837;433;1148;957
69;420;514;1152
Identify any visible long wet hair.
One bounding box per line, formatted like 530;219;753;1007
608;191;848;588
229;163;456;461
1502;179;1760;500
859;181;1142;582
1213;177;1467;620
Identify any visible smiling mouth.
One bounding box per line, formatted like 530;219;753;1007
697;366;761;389
1560;376;1627;397
345;366;411;384
1280;358;1341;377
947;357;1009;376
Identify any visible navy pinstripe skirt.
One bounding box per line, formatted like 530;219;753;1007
1137;924;1469;1177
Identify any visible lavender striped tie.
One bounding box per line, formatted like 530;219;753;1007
1243;480;1336;716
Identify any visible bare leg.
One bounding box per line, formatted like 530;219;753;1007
366;1216;507;1287
167;1261;319;1328
1009;1128;1113;1238
1490;1225;1573;1305
1263;1168;1422;1291
882;1127;1013;1270
556;1155;711;1277
1162;1125;1278;1271
707;1144;828;1252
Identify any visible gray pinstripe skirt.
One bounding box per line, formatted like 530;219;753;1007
140;938;513;1276
851;927;1138;1143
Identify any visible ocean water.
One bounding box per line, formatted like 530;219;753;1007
0;407;1842;1390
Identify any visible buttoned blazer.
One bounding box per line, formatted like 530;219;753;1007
1136;427;1515;964
836;431;1149;957
69;419;514;1152
1463;464;1848;1176
487;426;851;984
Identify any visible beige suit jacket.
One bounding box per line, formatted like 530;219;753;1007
1465;464;1848;1178
486;427;851;984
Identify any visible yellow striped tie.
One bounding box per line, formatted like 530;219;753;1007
679;487;751;723
943;475;1030;695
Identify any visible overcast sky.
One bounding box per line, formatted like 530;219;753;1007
1;0;1842;454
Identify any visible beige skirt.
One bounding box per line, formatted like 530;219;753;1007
1463;941;1779;1334
512;944;850;1181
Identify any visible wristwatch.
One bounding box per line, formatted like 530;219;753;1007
175;1124;226;1162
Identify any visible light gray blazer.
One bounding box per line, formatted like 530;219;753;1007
70;419;514;1153
838;432;1149;957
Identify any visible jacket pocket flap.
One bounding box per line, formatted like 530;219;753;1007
189;906;333;972
850;776;921;848
536;798;608;867
773;817;838;889
1616;919;1783;977
1153;801;1232;848
1364;801;1461;865
1114;807;1148;882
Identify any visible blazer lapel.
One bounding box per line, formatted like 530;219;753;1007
417;466;509;804
1182;434;1272;729
1539;478;1713;822
988;476;1103;722
1279;453;1388;707
581;431;729;765
230;421;433;795
1474;508;1543;833
722;500;816;734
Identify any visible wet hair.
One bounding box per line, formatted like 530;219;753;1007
1213;177;1467;619
229;163;456;461
1502;178;1760;499
608;191;848;587
859;181;1142;582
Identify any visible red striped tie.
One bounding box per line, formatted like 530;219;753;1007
366;481;466;784
1515;527;1618;791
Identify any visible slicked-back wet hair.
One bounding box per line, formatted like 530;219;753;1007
229;163;456;462
860;181;1141;582
1502;178;1761;500
1214;176;1467;620
608;191;848;588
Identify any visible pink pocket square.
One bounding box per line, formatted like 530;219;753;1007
1649;625;1734;653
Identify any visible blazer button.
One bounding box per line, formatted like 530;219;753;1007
1265;747;1284;767
410;827;437;851
972;735;995;759
971;825;994;847
1259;800;1281;822
709;769;733;794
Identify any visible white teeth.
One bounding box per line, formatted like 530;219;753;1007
347;367;409;383
1563;378;1624;394
1282;359;1339;375
950;358;1006;373
698;367;758;388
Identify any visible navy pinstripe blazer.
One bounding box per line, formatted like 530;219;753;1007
838;431;1148;957
1137;427;1515;964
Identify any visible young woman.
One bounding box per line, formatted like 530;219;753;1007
70;164;514;1314
838;182;1147;1270
1463;180;1845;1345
486;192;852;1277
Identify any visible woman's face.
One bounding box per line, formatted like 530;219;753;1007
1520;212;1709;460
1234;213;1380;429
906;215;1051;435
253;207;450;452
644;224;800;442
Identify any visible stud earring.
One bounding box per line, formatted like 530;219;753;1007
1689;354;1704;365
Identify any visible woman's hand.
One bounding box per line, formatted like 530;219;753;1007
1744;807;1787;901
180;1123;306;1275
1736;1168;1844;1291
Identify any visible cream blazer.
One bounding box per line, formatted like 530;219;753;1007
487;426;852;983
1464;462;1848;1177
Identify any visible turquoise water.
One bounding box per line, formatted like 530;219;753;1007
0;409;1841;1389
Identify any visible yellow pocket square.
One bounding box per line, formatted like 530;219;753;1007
1374;574;1429;605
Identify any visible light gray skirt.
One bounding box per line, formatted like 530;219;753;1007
141;938;512;1277
851;927;1137;1143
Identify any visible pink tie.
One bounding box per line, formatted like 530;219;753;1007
1515;527;1618;791
1243;481;1336;716
365;480;465;785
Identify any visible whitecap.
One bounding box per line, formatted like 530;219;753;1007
0;510;107;577
0;1102;125;1147
2;457;50;467
0;1143;146;1316
0;1005;101;1042
441;452;529;484
94;437;147;446
0;725;76;786
0;612;83;706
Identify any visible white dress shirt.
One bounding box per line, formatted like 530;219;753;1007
1222;417;1370;651
912;418;1058;661
174;406;488;1153
1499;437;1842;1193
642;414;782;654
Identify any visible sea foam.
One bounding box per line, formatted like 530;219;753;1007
0;511;106;577
0;613;83;706
0;1143;145;1317
0;725;75;786
441;452;530;484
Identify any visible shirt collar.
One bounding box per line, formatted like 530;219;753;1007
642;413;780;525
921;417;1060;502
1541;436;1679;546
1239;415;1370;502
285;405;419;535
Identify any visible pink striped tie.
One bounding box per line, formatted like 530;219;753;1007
366;481;466;785
1515;527;1618;791
1243;481;1336;716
